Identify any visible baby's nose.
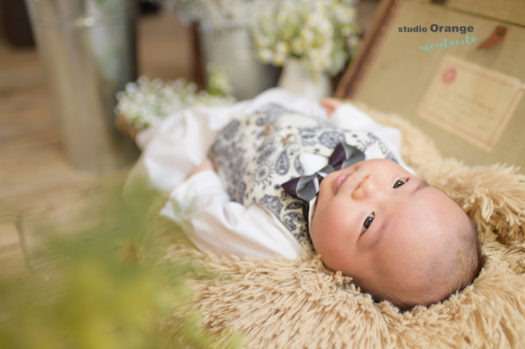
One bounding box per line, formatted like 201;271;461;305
351;175;376;200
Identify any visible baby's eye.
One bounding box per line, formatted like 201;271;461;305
362;213;375;232
393;178;408;188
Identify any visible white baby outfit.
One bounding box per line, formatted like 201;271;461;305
127;89;411;259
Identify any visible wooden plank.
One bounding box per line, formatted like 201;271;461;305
0;218;28;276
0;220;20;251
0;245;28;277
137;9;194;81
336;0;395;99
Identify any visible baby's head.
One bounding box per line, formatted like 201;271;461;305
310;159;481;309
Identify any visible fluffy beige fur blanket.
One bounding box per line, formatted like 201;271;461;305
163;106;525;348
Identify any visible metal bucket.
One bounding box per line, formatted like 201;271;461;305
25;0;139;172
199;25;280;100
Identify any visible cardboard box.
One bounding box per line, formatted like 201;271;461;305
336;0;525;171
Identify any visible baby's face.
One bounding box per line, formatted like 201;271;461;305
310;159;471;302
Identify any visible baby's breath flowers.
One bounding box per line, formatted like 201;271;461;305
115;75;235;130
252;0;361;76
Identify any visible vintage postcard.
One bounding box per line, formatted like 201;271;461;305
417;55;524;152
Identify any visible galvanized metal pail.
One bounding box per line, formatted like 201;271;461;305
199;25;280;100
25;0;139;172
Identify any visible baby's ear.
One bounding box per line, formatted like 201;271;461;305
321;98;343;116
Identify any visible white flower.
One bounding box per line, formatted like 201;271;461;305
251;0;361;75
301;30;314;46
291;38;304;54
274;51;287;66
115;76;236;129
258;48;273;62
276;42;289;54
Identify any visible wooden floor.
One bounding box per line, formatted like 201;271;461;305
0;9;194;274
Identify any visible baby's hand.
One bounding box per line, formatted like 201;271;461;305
186;159;214;179
321;98;343;116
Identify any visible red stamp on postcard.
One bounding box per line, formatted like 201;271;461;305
441;67;456;85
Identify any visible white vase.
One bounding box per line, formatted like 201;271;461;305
278;59;332;100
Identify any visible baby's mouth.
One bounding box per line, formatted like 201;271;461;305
333;173;352;194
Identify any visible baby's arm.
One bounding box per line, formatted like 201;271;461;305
322;97;398;136
161;165;304;259
126;105;242;193
321;98;344;116
323;97;385;132
186;159;214;179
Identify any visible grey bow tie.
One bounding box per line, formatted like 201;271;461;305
281;142;365;202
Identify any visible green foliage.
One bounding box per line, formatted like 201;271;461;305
206;65;234;97
0;180;243;349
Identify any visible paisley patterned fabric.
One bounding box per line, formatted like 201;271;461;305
208;104;398;250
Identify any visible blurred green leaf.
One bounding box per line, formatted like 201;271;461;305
0;178;243;349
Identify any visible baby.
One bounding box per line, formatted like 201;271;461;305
132;89;481;309
309;139;480;308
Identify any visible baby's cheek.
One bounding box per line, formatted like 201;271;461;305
318;204;350;242
311;206;334;248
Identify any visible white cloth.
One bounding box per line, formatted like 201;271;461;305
126;88;410;259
